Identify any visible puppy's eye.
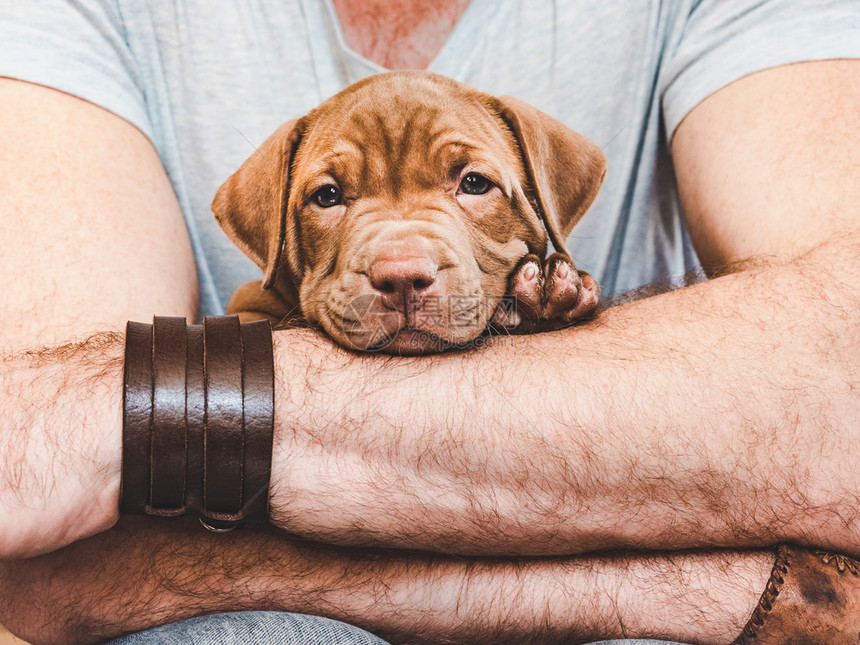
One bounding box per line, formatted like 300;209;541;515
459;173;494;195
312;185;342;208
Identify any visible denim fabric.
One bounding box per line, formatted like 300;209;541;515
598;642;688;645
107;611;690;644
107;611;390;644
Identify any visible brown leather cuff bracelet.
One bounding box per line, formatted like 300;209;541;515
121;315;274;531
733;544;860;644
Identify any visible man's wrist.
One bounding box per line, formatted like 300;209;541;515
268;327;320;530
119;316;274;529
267;326;382;533
82;339;125;545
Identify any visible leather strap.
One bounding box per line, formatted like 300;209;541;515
202;315;245;524
120;321;153;514
185;324;205;516
149;316;188;514
121;315;275;529
240;320;275;521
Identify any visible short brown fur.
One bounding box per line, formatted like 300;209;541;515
212;71;607;353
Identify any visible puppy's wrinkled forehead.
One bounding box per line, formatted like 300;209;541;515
292;74;523;196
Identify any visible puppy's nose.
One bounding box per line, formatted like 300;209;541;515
368;252;438;305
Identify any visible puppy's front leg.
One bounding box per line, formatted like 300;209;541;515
225;280;299;327
496;253;600;333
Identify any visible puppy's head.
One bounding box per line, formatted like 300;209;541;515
213;71;606;353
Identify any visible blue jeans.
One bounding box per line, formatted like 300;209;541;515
107;611;689;644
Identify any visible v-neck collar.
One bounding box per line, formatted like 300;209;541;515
321;0;488;76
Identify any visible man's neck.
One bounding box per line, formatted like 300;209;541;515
331;0;471;70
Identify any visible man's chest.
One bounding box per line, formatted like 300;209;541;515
330;0;472;70
118;0;691;305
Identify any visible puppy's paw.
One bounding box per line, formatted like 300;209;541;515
544;254;600;322
498;253;599;333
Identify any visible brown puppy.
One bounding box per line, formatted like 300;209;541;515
213;71;606;354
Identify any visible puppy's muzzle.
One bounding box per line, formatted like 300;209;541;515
368;248;439;312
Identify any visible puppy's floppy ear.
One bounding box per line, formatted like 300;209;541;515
493;96;607;254
212;118;305;292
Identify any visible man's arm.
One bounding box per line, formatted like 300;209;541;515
258;60;860;556
5;64;857;558
0;77;197;555
0;517;774;645
1;60;857;643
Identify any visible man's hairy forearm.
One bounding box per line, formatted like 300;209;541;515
270;237;860;556
4;240;857;560
0;516;772;645
0;326;775;644
1;241;856;644
0;333;123;557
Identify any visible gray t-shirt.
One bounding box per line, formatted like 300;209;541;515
1;0;859;319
